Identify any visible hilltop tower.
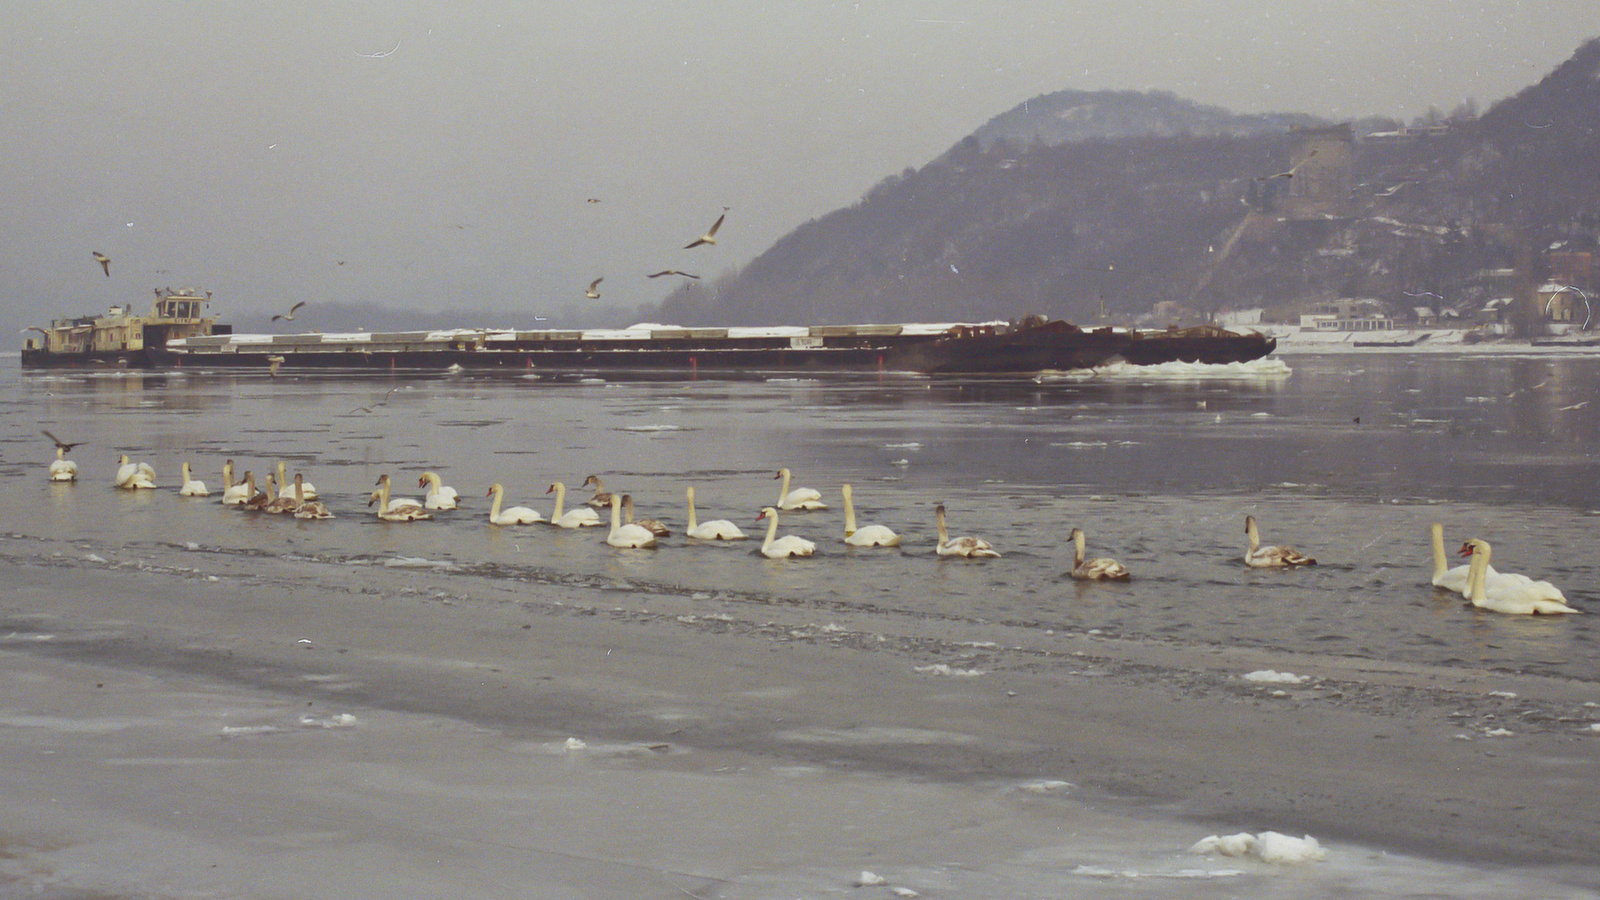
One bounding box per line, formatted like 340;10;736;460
1281;125;1355;220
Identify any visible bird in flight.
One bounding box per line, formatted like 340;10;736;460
646;270;701;280
348;387;400;415
1260;149;1318;181
585;278;603;299
266;355;285;377
684;212;726;249
43;430;84;453
271;300;307;322
92;251;111;277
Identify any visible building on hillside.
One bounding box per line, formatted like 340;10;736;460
1298;298;1395;332
1538;283;1593;334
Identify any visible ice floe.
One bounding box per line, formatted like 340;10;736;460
1190;830;1326;863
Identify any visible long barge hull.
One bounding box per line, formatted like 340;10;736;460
22;321;1275;375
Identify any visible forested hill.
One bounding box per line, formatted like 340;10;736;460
653;39;1600;328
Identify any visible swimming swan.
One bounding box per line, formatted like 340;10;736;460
1459;539;1578;615
486;483;542;525
276;461;317;500
293;474;335;519
757;506;816;558
419;471;460;510
934;504;1000;558
622;494;671;537
178;461;210;496
220;461;252;506
369;474;431;521
841;483;901;547
582;475;615;509
607;494;659;549
1244;515;1316;567
114;454;156;490
48;446;79;482
685;486;747;540
775;468;827;510
1068;527;1130;581
1431;522;1495;594
547;482;602;528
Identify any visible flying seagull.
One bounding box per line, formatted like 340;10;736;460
266;355;285;377
684;212;726;249
348;387;400;415
646;270;701;280
271;300;307;322
92;251;111;277
43;430;84;453
585;278;603;299
1259;149;1318;181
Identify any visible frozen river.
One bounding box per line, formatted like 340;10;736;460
3;353;1599;897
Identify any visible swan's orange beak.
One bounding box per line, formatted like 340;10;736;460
485;486;495;497
757;510;769;521
419;476;428;489
1457;543;1474;558
545;484;554;494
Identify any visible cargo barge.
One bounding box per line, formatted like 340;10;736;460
22;297;1274;375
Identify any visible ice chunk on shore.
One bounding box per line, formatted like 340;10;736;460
1190;830;1326;863
1244;669;1308;684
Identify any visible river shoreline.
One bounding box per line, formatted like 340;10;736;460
4;542;1599;896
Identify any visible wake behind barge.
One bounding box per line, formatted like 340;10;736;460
22;297;1274;375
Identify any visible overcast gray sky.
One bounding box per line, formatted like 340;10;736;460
3;2;1592;336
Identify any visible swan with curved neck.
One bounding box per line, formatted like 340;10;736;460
486;483;542;525
369;474;431;521
546;482;602;528
48;445;78;482
841;483;900;547
293;474;335;519
685;486;746;540
115;454;156;490
607;494;659;548
178;461;211;496
1460;539;1578;615
757;506;816;558
1431;522;1494;594
582;475;614;509
935;504;999;558
419;471;460;509
775;468;827;510
1068;527;1130;581
276;461;317;500
1244;515;1316;567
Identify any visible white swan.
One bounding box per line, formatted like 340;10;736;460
178;461;211;496
841;483;901;547
607;494;659;548
293;474;335;519
934;504;1000;558
757;506;816;558
486;483;542;525
1460;539;1578;615
775;467;827;510
220;460;252;506
685;486;746;540
1068;527;1130;581
582;474;614;509
114;454;156;490
1244;515;1316;567
419;471;460;510
369;474;431;521
1431;522;1495;594
547;481;602;528
276;461;317;500
48;446;79;482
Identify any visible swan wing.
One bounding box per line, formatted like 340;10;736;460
846;525;901;547
690;520;747;540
